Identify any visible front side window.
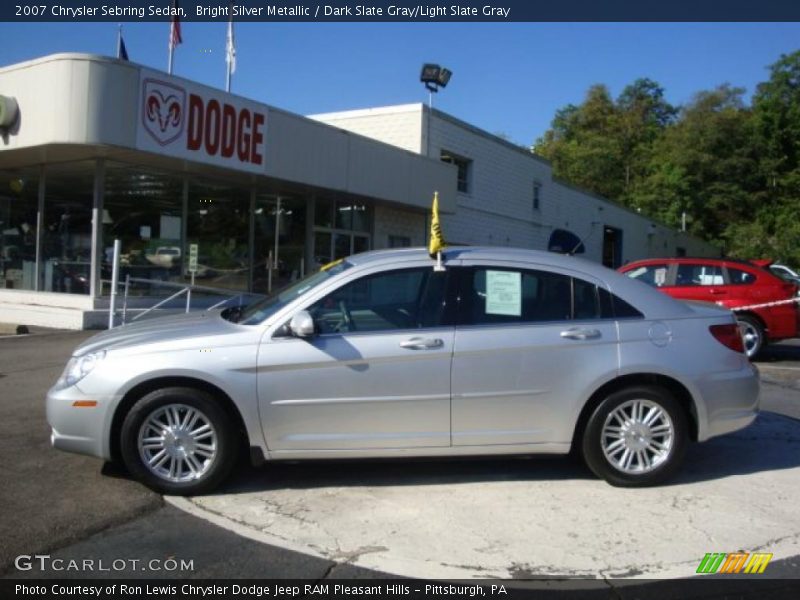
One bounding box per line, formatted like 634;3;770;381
239;260;352;325
624;264;670;288
308;268;449;334
675;264;723;286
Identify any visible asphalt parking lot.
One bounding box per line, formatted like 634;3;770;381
1;328;799;584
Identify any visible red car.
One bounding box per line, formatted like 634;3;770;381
619;257;799;357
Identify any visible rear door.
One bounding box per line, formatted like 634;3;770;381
668;262;727;303
450;263;620;446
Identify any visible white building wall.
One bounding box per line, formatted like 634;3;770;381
310;104;424;154
372;206;427;249
314;103;719;264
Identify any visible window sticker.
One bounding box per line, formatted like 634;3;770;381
654;268;667;286
485;270;522;316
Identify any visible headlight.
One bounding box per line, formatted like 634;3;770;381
55;350;106;390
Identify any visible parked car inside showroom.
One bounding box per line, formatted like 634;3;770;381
48;247;759;495
620;257;799;358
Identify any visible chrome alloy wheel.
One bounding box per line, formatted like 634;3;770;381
738;320;762;358
137;403;218;483
600;399;674;474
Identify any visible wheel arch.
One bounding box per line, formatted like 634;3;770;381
571;373;699;454
109;376;249;463
735;311;768;334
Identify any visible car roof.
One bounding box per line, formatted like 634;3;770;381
623;256;762;270
346;246;693;318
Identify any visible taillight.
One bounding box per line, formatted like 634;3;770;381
709;323;745;354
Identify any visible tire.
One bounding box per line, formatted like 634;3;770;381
581;385;688;487
736;315;765;359
120;387;238;495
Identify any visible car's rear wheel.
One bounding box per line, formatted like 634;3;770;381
736;315;764;358
582;385;687;487
120;387;238;495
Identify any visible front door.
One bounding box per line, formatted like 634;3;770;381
258;266;455;451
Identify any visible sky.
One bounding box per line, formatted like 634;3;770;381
2;22;799;146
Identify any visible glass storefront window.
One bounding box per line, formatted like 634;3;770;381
314;197;334;229
43;161;95;294
253;193;306;295
188;179;250;291
104;163;184;291
0;168;40;291
314;197;372;265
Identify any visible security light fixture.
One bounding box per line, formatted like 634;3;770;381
420;64;452;93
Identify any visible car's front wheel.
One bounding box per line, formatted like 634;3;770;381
582;386;688;487
120;387;238;495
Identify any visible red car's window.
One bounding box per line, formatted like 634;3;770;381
675;264;723;286
727;267;756;285
624;264;669;287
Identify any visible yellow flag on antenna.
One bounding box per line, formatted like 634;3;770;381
428;191;447;258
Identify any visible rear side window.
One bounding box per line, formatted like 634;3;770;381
727;267;756;285
460;268;642;325
624;264;669;287
675;264;723;286
598;288;644;319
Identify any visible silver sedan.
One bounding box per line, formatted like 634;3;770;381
47;247;759;494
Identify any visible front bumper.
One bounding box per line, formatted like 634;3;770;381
46;384;115;460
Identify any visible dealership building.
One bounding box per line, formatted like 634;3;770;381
0;53;717;329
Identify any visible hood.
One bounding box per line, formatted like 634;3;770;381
74;310;244;356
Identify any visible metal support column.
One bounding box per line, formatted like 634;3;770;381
89;159;105;299
34;165;45;291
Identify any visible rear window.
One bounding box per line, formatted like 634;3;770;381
727;267;756;285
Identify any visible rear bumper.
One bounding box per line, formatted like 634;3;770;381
696;363;760;441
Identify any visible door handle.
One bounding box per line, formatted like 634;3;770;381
400;337;444;350
560;328;601;340
709;289;725;295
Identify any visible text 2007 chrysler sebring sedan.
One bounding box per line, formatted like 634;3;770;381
48;247;759;494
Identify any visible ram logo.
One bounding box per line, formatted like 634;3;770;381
141;78;186;146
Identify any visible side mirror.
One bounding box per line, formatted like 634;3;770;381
289;310;315;338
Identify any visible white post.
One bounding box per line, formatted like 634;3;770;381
108;238;121;329
274;196;281;275
267;250;273;295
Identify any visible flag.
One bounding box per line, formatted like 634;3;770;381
226;4;236;75
117;27;129;61
169;1;182;50
428;191;447;258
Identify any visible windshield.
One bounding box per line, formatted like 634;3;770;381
236;260;352;325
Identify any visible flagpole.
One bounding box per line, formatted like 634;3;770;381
168;45;174;75
225;4;234;92
117;24;121;58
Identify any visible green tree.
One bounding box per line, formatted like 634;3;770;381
637;84;758;247
748;51;800;265
534;79;676;208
